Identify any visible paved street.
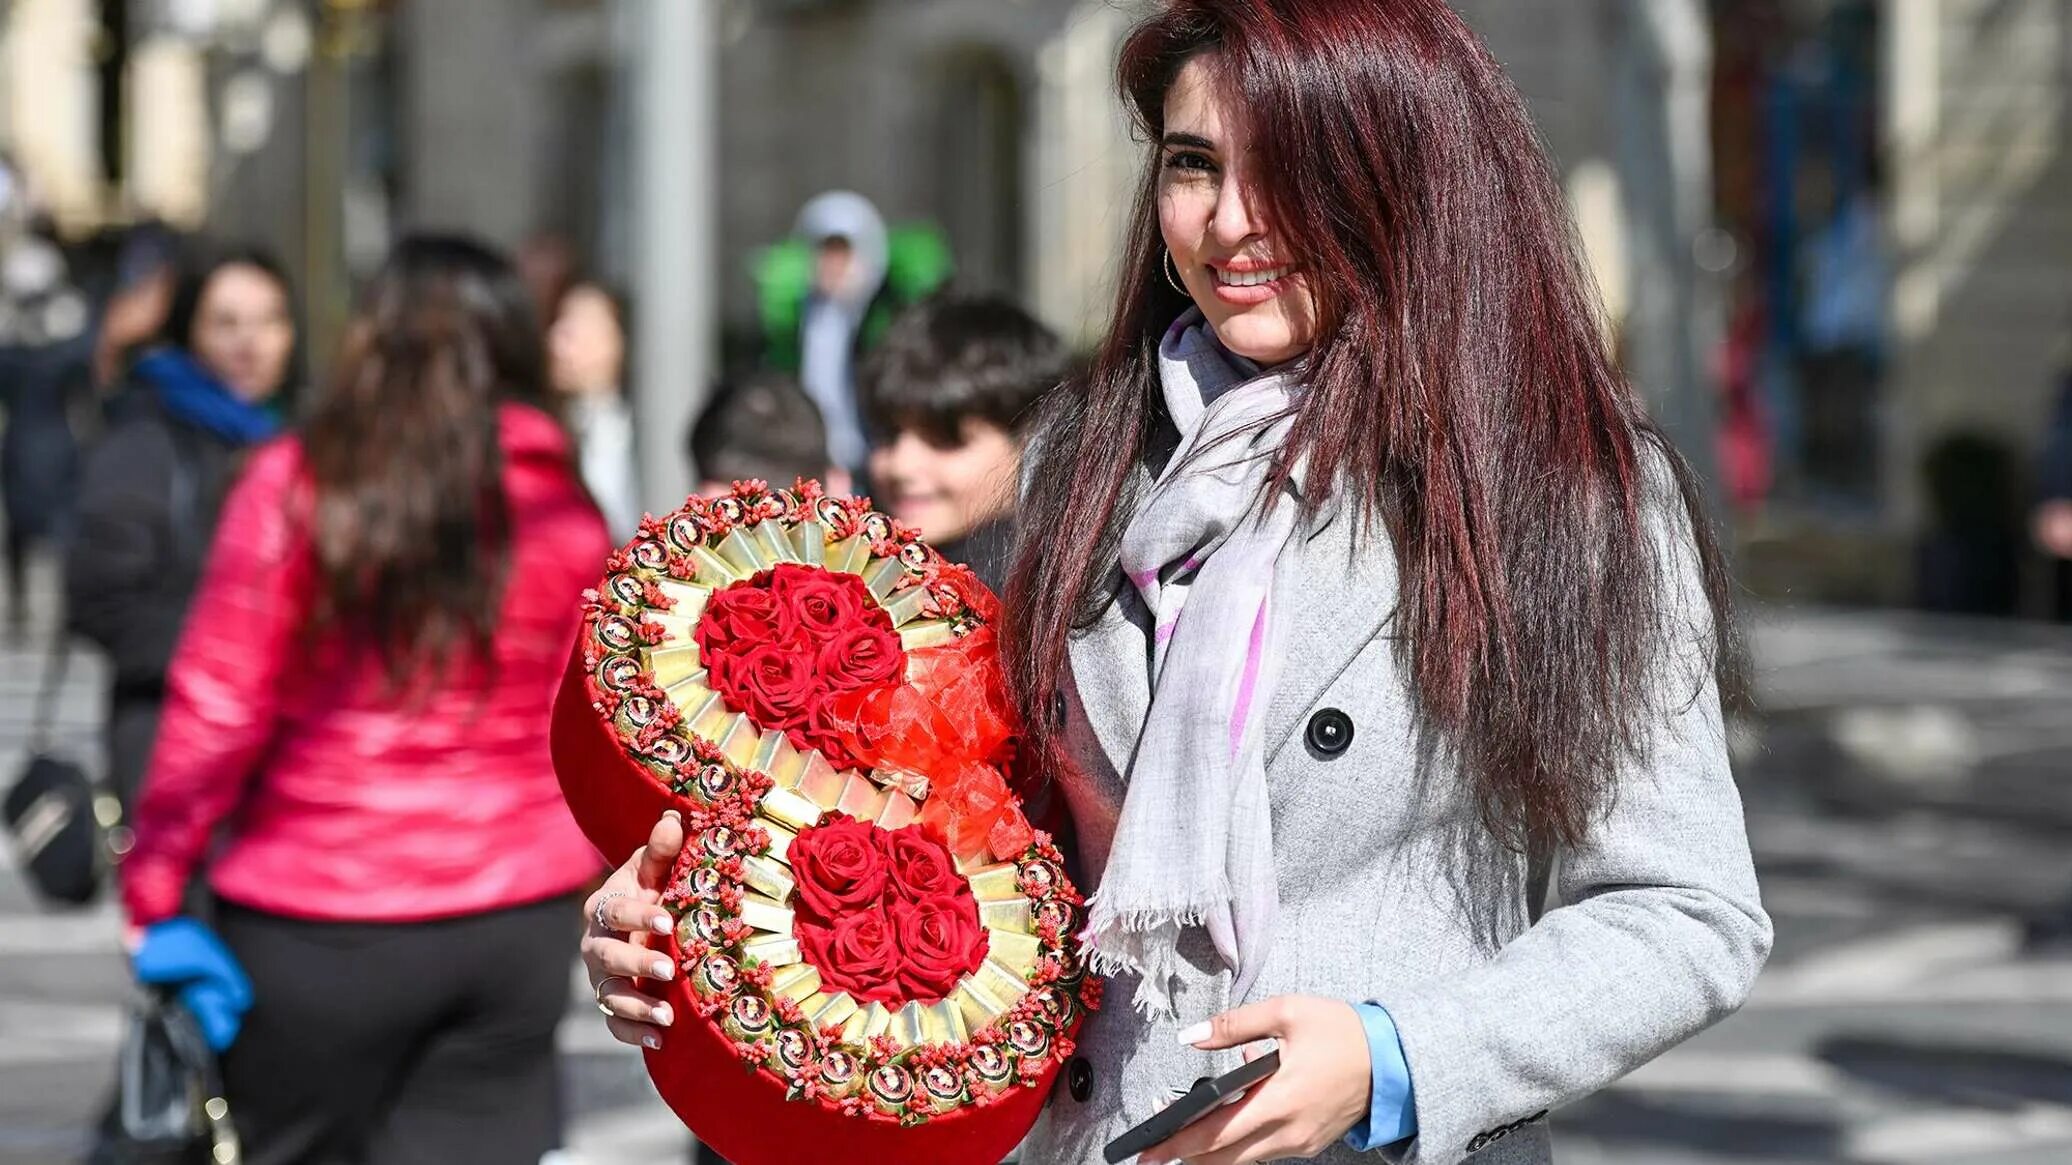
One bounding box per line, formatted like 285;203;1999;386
4;554;2071;1163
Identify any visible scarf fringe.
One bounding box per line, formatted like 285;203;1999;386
1084;883;1232;1020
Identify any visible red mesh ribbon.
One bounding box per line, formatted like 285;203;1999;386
809;613;1026;858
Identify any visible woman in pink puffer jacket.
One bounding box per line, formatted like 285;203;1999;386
122;234;611;1165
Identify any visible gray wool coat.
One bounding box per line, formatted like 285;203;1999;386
1022;464;1772;1165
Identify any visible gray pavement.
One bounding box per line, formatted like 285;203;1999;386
4;554;2071;1163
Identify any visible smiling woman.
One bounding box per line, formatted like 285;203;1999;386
1155;77;1318;365
583;2;1771;1163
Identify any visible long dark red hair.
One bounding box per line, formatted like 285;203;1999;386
1007;0;1745;850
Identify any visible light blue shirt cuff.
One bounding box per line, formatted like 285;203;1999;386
1344;1001;1417;1151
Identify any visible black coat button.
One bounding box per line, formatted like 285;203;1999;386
1050;690;1068;730
1305;708;1354;756
1066;1055;1093;1102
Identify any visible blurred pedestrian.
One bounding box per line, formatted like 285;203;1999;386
2032;354;2072;617
0;222;95;639
119;234;609;1164
64;244;297;812
549;278;642;538
859;293;1067;593
688;370;848;498
752;192;952;479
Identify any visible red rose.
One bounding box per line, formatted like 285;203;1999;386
796;908;905;1005
725;642;816;729
891;896;989;1001
880;826;965;904
695;580;797;654
789;814;890;920
818;623;906;693
773;565;869;637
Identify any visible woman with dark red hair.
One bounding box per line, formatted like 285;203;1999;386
584;2;1769;1161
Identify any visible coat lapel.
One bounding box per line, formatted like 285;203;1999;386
1064;576;1154;780
1260;506;1401;763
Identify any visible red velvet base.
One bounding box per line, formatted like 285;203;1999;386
554;647;1064;1161
551;646;693;864
644;935;1060;1165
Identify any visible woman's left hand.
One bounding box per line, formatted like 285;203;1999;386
1139;995;1372;1165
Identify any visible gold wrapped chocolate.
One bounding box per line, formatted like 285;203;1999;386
691;954;741;999
646;644;702;689
978;897;1036;934
770;1025;814;1074
769;964;822;1003
972;956;1030;1007
757;818;797;863
919;1063;967;1113
739;854;795;903
967;1043;1016;1093
866;1063;916;1114
950;975;1011;1032
889;1001;926;1050
802;990;859;1029
737;893;794;935
759;786;822;831
985;928;1044;978
722;993;776;1042
740;932;801;969
753;520;797;565
688;544;742;585
858;1001;894;1044
965;862;1022;903
818;1049;864;1099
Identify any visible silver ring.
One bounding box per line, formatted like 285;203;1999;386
595;974;631;1016
592;890;629;933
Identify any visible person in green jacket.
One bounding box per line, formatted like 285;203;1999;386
752;191;950;479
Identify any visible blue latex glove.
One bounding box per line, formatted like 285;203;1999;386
1342;1001;1417;1150
132;918;252;1052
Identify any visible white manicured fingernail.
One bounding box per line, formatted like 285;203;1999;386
649;913;672;934
662;809;682;822
652;1003;674;1027
651;958;674;980
1176;1022;1211;1046
642;1032;662;1050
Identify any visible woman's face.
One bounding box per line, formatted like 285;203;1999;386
549;284;626;396
1158;56;1317;366
190;263;294;403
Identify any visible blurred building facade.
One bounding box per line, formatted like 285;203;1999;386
1;0;2067;608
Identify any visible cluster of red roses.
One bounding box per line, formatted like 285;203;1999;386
786;814;989;1004
696;564;907;770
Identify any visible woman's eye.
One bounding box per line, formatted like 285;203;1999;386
1162;151;1217;175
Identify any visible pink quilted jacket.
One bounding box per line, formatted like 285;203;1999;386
122;404;612;925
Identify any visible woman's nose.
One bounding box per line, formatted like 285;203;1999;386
1209;173;1263;248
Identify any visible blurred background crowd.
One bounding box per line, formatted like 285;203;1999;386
0;1;2069;1163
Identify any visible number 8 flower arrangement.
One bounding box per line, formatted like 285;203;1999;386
551;480;1098;1165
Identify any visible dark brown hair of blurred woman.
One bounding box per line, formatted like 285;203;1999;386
300;233;558;678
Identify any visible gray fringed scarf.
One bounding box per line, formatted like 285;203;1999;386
1083;309;1305;1017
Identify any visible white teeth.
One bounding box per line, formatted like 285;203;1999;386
1213;266;1290;288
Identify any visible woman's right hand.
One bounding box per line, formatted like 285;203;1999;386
581;810;686;1050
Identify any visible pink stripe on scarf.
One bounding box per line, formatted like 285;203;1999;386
1228;600;1267;760
1155;619;1178;644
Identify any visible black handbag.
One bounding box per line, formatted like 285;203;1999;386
4;629;125;906
101;989;241;1164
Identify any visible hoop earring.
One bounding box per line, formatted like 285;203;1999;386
1162;249;1189;296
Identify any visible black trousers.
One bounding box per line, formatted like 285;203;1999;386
213;893;581;1165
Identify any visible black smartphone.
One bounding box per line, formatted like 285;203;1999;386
1102;1051;1282;1163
